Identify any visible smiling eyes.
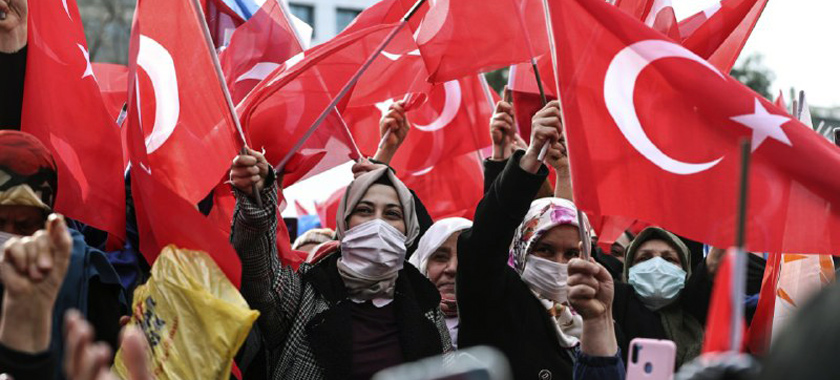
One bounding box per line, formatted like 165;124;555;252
352;205;403;220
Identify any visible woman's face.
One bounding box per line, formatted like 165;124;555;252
426;232;460;297
631;239;682;268
347;184;406;234
530;224;581;264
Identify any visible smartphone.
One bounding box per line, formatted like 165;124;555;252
627;338;676;380
833;127;840;148
372;346;511;380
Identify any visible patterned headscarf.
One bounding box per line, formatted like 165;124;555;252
509;198;591;274
0;131;57;210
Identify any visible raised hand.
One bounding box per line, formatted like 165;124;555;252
374;101;410;165
64;310;152;380
568;257;618;357
521;100;563;173
0;214;73;353
230;147;270;197
490;88;515;160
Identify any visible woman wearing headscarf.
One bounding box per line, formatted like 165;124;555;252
229;150;451;380
457;101;600;379
408;217;472;349
612;227;719;367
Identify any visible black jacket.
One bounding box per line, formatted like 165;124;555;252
0;46;26;129
457;151;576;380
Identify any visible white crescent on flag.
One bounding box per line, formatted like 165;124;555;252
604;39;725;175
413;80;461;132
137;35;180;154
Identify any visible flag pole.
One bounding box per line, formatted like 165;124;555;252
730;139;751;352
191;0;262;207
276;0;428;172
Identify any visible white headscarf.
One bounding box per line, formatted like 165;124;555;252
409;217;472;275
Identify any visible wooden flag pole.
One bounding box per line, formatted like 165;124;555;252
730;139;752;352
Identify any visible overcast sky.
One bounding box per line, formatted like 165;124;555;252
675;0;840;108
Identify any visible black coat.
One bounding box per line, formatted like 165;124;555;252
457;152;576;380
0;46;25;128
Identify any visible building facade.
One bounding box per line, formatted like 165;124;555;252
287;0;379;45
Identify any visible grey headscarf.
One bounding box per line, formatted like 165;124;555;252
334;167;420;301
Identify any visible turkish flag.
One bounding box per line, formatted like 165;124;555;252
401;151;485;221
642;0;679;40
613;0;654;21
198;0;245;49
238;25;410;187
680;0;768;73
127;0;242;204
410;0;549;83
345;75;494;171
124;90;242;286
316;187;345;230
745;251;781;355
21;0;126;238
548;0;840;254
219;0;303;104
335;0;432;108
702;249;746;353
92;63;129;122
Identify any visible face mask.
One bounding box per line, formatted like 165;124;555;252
340;219;407;279
521;255;569;304
628;256;686;311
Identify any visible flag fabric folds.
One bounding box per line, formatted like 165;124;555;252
127;0;242;204
22;0;126;238
547;0;840;254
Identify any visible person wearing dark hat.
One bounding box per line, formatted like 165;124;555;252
0;130;126;380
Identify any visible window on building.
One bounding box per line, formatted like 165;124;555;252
289;3;315;37
335;8;362;33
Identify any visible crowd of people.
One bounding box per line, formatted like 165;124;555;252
1;0;839;379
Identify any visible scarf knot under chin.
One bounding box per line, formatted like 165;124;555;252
336;258;398;300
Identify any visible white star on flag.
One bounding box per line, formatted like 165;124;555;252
730;98;792;151
78;44;95;80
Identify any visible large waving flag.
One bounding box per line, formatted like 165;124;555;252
22;0;126;238
236;24;411;187
680;0;769;73
547;0;840;253
409;0;549;83
127;0;242;204
219;0;303;104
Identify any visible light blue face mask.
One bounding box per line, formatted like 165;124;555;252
628;256;687;311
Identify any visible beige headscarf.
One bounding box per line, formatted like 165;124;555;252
334;167;420;301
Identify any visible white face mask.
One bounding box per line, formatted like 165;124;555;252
340;219;407;279
521;255;569;304
628;256;687;311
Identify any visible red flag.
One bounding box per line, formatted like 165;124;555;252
125;87;242;286
702;249;746;353
127;0;242;204
316;187;345;230
401;151;485;221
337;0;432;108
345;75;493;171
680;0;769;73
22;0;126;238
199;0;245;49
237;25;410;187
92;63;129;122
410;0;549;83
548;0;840;254
642;0;679;40
613;0;654;21
745;251;781;354
219;0;303;104
773;90;787;112
677;2;721;39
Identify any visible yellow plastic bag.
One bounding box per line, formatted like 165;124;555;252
114;245;259;379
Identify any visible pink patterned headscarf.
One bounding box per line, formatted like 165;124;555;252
509;198;591;273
